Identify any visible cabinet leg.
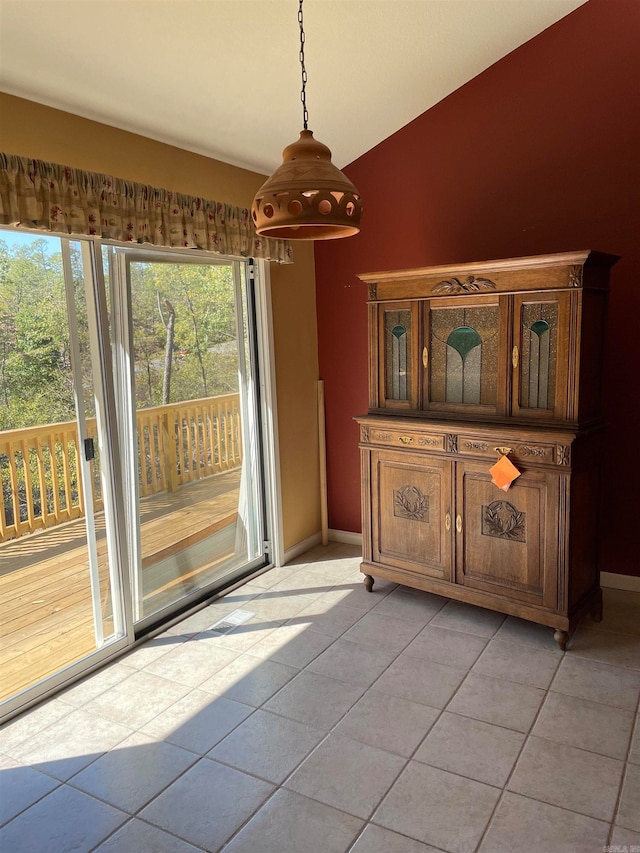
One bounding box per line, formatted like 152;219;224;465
553;629;570;651
363;574;374;593
591;590;604;623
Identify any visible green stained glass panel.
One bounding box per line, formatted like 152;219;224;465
520;303;558;409
429;305;499;406
384;309;412;400
448;326;482;359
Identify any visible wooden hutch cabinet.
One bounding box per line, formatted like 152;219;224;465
356;250;618;649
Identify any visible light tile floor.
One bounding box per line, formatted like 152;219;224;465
1;543;639;853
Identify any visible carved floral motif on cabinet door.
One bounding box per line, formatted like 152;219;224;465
393;485;429;522
482;500;526;542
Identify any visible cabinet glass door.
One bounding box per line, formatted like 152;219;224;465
512;293;570;421
377;301;419;409
425;295;504;415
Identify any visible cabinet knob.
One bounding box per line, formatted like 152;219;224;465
422;347;429;368
512;345;519;369
445;512;451;532
456;514;462;533
398;436;414;444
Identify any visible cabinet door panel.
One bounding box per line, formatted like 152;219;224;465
372;450;452;579
456;460;559;610
512;293;571;420
424;295;507;416
377;301;420;409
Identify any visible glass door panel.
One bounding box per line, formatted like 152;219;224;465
377;301;419;409
512;293;570;421
425;296;503;415
109;249;266;626
0;233;125;711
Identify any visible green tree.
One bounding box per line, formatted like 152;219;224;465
128;260;239;407
0;237;76;430
0;240;241;423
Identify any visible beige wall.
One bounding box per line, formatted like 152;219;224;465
0;93;321;552
269;244;321;549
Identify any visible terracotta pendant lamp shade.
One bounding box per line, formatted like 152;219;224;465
252;130;362;239
251;0;362;240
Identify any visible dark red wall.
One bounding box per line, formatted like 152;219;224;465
315;0;640;577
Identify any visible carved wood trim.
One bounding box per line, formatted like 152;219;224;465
482;501;526;542
360;447;373;563
557;476;568;613
433;275;497;295
393;485;429;522
555;445;571;466
518;444;549;458
360;425;370;442
464;441;489;451
568;265;583;288
368;282;378;300
446;434;458;453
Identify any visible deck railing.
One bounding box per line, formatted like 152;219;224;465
0;393;242;543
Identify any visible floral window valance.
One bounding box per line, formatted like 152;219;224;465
0;152;292;263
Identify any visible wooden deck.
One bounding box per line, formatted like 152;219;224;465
0;470;240;703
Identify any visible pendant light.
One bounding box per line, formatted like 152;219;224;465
251;0;362;240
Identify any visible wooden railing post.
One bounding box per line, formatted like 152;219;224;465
161;411;180;493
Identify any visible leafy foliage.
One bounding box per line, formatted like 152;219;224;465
127;259;240;409
1;236;242;532
0;237;240;431
0;238;75;429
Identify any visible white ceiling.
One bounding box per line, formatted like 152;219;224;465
0;0;585;175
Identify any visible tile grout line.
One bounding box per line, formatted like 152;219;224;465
0;580;468;847
472;642;565;853
3;559;639;852
217;583;448;851
361;641;494;850
123;577;399;850
342;603;503;851
87;811;212;853
605;685;640;847
3;573;359;846
0;773;65;831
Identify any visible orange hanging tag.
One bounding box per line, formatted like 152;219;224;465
489;455;521;492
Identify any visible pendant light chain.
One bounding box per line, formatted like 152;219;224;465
298;0;309;130
251;0;362;239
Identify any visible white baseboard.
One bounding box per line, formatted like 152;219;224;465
282;529;362;564
329;529;363;547
324;533;639;592
282;532;322;565
601;572;640;592
308;531;639;592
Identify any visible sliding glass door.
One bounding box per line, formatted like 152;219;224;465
109;249;267;628
0;234;129;713
1;232;273;718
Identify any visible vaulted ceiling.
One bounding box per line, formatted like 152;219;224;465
0;0;585;174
